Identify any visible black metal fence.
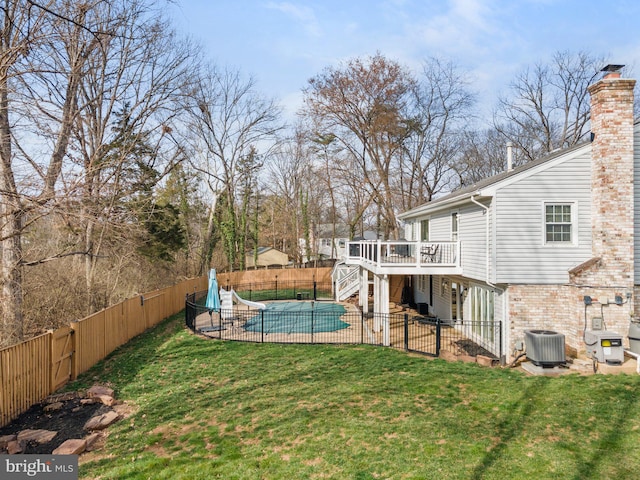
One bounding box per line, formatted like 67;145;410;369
215;279;333;302
185;287;502;361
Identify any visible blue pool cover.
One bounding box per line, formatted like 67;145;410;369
243;302;349;334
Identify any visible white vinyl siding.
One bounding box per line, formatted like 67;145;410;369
428;211;451;240
458;202;489;282
494;149;592;284
432;275;451;320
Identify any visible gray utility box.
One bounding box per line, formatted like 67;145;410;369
584;330;624;365
629;322;640;355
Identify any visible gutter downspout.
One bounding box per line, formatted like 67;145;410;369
471;194;496;288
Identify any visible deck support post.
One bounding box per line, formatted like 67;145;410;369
373;274;390;345
359;267;369;315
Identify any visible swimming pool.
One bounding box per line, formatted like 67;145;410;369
243;301;349;334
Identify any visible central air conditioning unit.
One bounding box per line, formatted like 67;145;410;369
524;330;566;367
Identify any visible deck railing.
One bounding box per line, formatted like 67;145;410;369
346;240;460;268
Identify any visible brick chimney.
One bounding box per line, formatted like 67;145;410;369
587;67;636;286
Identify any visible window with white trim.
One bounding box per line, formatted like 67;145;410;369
545;204;572;243
451;212;458;241
420;219;430;241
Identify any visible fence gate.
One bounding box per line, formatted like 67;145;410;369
50;327;74;391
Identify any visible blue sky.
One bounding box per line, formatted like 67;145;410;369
168;0;640;123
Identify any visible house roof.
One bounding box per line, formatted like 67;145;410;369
249;247;286;256
398;141;591;220
315;223;350;238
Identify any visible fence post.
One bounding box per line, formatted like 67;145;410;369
275;276;278;300
313;281;317;300
435;317;441;356
404;314;409;351
361;310;364;344
184;294;189;330
261;310;264;343
499;321;504;365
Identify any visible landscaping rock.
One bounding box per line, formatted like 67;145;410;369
17;429;57;444
457;354;477;363
84;410;120;431
87;386;116;406
0;434;16;450
439;350;457;362
45;391;78;404
53;438;86;455
476;355;495;367
87;385;114;399
44;402;64;412
0;388;128;456
84;432;103;452
94;394;116;406
7;440;24;454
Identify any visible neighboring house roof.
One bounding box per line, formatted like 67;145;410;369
248;247;286;256
399;141;591;220
353;230;379;241
315;223;350;238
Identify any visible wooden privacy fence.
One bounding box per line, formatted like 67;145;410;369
0;276;207;428
216;267;332;289
0;266;334;429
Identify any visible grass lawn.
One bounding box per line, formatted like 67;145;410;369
76;313;640;479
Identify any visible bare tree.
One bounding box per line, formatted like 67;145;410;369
0;0;197;345
494;50;606;162
452;129;516;186
185;65;284;271
399;57;475;208
303;53;414;239
264;128;311;262
0;1;103;346
64;2;195;313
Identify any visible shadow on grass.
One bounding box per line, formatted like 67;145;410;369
469;377;546;480
570;379;639;480
469;375;640;480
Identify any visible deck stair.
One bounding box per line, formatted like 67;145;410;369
333;262;360;301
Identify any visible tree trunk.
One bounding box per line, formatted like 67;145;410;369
0;81;23;346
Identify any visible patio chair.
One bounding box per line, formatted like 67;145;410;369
420;244;439;262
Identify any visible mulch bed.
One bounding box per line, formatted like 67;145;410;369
0;394;111;454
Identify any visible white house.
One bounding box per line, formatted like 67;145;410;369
301;226;377;262
343;68;639;363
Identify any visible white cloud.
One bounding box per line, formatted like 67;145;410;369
407;0;502;56
266;2;322;37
